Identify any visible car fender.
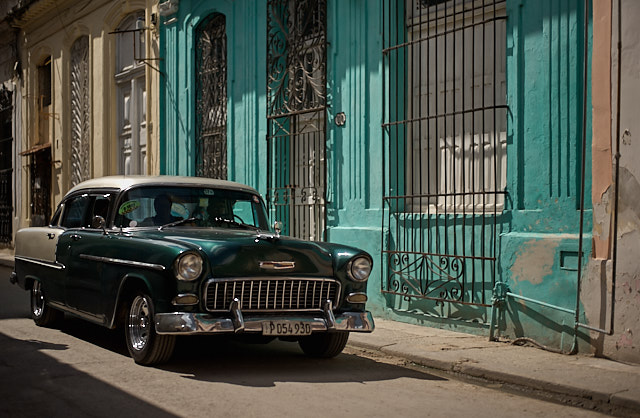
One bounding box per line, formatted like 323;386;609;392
108;271;174;329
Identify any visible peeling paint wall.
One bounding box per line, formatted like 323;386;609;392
584;0;640;364
510;239;559;285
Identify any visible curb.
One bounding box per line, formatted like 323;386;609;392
0;255;14;268
347;338;640;416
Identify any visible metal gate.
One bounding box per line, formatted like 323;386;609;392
266;0;327;241
0;87;13;242
196;13;228;180
382;0;508;310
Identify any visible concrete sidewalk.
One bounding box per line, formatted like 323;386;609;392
348;317;640;416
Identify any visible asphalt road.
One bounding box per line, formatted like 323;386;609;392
0;265;606;418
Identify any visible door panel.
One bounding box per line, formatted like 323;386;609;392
15;226;65;303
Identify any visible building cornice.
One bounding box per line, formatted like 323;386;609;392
12;0;111;32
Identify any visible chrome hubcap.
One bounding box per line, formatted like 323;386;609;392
31;281;44;318
128;296;151;351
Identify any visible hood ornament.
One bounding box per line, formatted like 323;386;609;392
259;261;295;270
255;221;283;243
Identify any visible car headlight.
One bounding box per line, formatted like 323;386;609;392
348;256;372;282
175;252;203;281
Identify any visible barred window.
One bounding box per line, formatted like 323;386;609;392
387;0;507;212
70;36;91;187
195;13;227;180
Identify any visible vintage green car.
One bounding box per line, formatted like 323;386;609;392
10;176;374;365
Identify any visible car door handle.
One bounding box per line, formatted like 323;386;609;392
71;234;82;241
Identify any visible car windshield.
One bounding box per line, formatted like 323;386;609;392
113;186;269;230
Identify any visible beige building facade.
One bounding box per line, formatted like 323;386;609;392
12;0;160;228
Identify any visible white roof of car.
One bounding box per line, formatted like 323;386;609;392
66;175;259;197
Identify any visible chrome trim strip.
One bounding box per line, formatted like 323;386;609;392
155;311;375;335
14;256;65;271
49;301;104;324
79;254;166;271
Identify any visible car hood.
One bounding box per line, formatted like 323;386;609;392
132;228;336;277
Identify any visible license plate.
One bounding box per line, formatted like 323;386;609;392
262;320;312;336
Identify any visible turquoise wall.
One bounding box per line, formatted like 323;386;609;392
159;0;267;196
325;0;385;311
497;0;593;350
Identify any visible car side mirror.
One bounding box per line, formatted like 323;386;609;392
91;215;107;234
273;221;283;237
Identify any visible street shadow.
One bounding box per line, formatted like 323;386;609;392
58;315;129;357
0;331;178;418
53;317;447;388
0;267;31;320
161;335;447;387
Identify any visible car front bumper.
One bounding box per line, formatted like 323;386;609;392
155;310;375;335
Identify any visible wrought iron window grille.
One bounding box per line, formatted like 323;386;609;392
382;0;508;309
267;0;328;242
195;13;228;180
70;36;91;187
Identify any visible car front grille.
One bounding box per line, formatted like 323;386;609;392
205;278;341;312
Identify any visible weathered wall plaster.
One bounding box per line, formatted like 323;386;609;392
591;0;613;259
510;239;558;285
585;0;640;364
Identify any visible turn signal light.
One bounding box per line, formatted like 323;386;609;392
346;292;368;304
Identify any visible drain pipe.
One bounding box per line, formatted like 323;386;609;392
574;0;621;338
569;0;591;355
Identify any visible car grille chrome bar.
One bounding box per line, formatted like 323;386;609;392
205;278;340;312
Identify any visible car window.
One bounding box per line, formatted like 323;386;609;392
114;186;269;229
232;200;255;225
50;205;62;226
89;195;111;226
60;195;90;228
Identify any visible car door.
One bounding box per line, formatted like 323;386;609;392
57;193;113;320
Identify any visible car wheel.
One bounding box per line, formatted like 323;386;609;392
30;280;63;327
298;332;349;358
125;293;175;365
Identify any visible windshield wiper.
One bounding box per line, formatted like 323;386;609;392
158;217;198;230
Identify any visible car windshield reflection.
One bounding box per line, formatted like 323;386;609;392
113;186;269;230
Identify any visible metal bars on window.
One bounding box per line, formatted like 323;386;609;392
382;0;507;308
196;14;228;179
70;36;91;187
0;87;13;242
267;0;327;241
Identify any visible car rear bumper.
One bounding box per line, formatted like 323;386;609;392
155;310;375;335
